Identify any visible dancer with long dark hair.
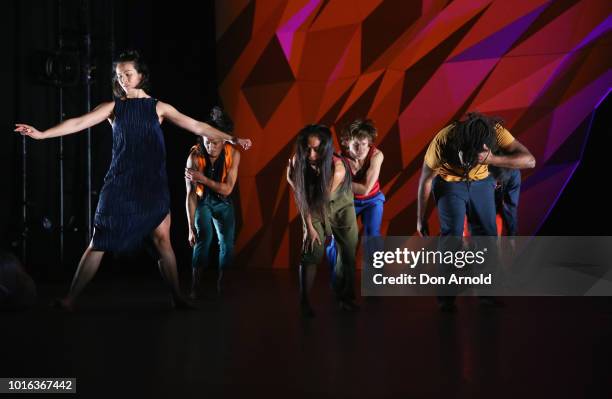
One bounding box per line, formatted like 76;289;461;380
14;50;252;310
184;107;240;299
287;124;359;317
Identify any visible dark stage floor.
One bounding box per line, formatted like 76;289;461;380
2;270;611;398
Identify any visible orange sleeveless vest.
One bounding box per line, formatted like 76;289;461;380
190;143;233;198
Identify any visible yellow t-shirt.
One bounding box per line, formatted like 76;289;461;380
424;124;515;182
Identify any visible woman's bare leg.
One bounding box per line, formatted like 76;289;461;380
58;245;105;309
151;214;193;308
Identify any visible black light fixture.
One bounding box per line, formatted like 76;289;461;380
30;50;81;87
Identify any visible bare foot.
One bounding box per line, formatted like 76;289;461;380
300;301;315;318
51;297;74;311
171;295;198;310
338;300;360;312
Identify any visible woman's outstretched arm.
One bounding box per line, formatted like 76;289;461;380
15;101;115;140
157;101;252;150
185;154;199;247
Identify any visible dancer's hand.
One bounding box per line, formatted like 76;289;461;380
477;144;492;164
14;124;44;139
185;168;206;184
303;226;321;253
236;138;252;150
417;219;429;237
188;228;196;247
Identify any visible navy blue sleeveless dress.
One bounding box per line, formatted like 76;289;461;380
92;97;170;252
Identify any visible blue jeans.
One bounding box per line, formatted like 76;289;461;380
326;191;385;278
432;176;497;236
432;176;497;303
494;169;521;236
192;196;235;270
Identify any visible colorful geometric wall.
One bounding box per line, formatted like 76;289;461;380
215;0;612;268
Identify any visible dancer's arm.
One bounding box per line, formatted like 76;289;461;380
184;148;241;196
352;150;384;195
301;212;321;253
478;140;536;169
14;102;115;139
330;158;348;193
157;101;252;150
185;155;199;247
417;162;436;236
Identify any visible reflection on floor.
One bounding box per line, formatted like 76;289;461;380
2;269;611;398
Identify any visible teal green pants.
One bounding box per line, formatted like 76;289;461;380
192;196;235;270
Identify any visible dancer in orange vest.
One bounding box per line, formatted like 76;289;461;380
185;107;241;299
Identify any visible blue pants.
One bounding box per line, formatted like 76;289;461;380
326;191;385;278
432;176;497;236
432;176;497;303
494;169;521;236
192;196;235;270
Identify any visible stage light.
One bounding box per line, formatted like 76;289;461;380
30;50;81;87
41;216;53;231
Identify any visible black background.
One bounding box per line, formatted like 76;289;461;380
3;0;219;279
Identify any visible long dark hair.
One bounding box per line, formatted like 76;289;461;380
292;124;349;218
111;50;151;98
196;106;234;156
442;112;503;177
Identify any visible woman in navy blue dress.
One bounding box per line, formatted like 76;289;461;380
15;51;252;310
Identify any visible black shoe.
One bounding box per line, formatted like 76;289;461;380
338;300;360;312
479;296;505;308
217;271;224;297
50;298;74;312
171;296;198;310
188;289;199;300
300;301;315;318
216;281;223;298
438;301;457;313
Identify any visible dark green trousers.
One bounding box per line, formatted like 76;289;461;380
301;188;358;301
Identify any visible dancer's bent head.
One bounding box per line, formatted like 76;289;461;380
341;119;377;160
198;106;234;158
293;124;335;217
112;50;151;98
443;112;503;176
